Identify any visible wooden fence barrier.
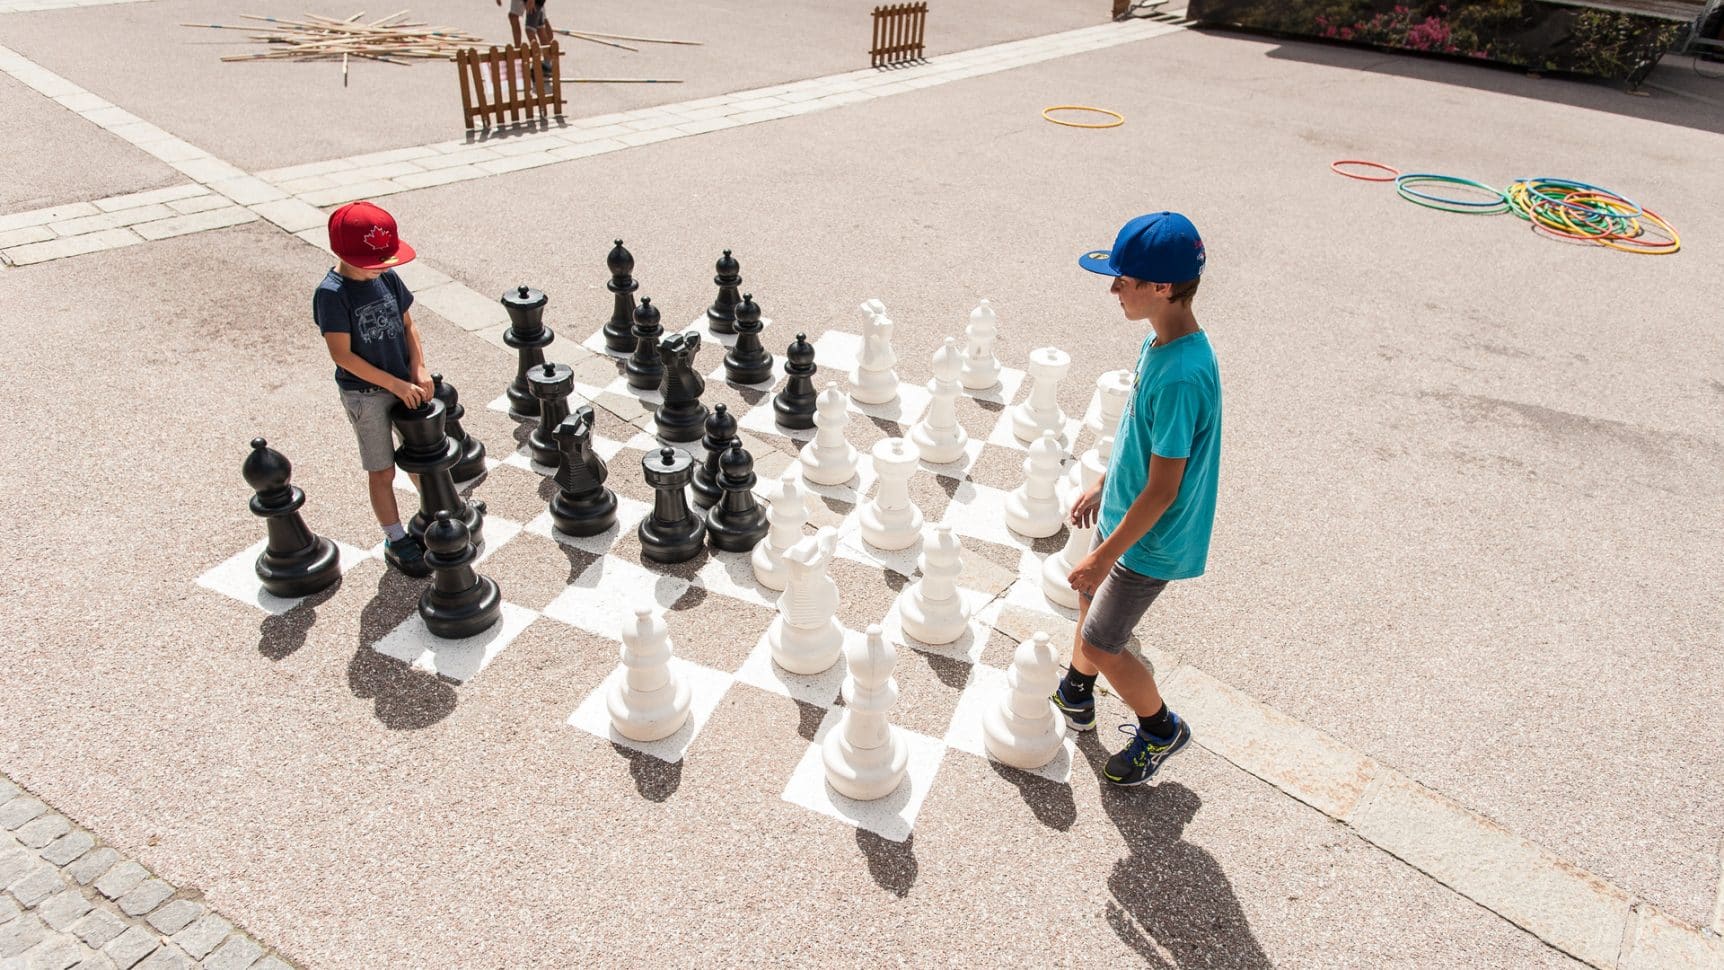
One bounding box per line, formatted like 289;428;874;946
456;41;565;130
870;3;928;68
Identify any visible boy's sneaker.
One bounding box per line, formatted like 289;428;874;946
1103;714;1191;787
1050;683;1096;731
384;535;431;577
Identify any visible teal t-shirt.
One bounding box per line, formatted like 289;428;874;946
1097;329;1221;581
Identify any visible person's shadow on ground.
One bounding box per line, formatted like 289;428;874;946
1076;732;1272;969
348;568;458;730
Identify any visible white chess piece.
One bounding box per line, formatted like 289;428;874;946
850;299;899;405
822;624;909;800
1068;369;1131;492
960;299;1002;391
1005;431;1066;539
982;631;1068;770
1010;347;1071;444
606;604;693;743
909;337;969;464
799;382;860;486
898;523;968;645
753;467;808;592
1043;436;1106;609
768;527;843;675
858;437;923;551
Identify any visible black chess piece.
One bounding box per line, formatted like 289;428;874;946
706;249;742;335
603;239;639;356
654;331;708;443
706;443;769;553
549;406;618;537
418;510;503;640
432;373;488;484
773;331;819;430
526;361;575;468
723;293;775;386
243;438;341;598
625;296;665;390
690;403;737;510
392;399;486;549
501;284;554;421
638;446;706;563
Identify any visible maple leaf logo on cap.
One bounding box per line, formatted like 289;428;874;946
363;226;394;251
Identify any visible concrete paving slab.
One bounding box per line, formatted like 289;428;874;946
0;70;180;211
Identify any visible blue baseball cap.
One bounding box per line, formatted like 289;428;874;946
1077;212;1205;283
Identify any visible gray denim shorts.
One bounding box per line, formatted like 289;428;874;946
339;387;400;472
1079;533;1171;654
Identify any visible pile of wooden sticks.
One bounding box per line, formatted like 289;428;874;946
184;11;485;70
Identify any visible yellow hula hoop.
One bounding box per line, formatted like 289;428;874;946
1042;105;1124;129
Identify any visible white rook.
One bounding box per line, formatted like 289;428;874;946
859;437;923;551
909;336;968;464
607;605;693;743
850;299;899;405
768;527;843;675
898;523;968;645
983;631;1068;770
822;623;909;800
800;382;860;486
1005;430;1066;539
960;299;1002;391
1010;346;1070;444
753;466;809;592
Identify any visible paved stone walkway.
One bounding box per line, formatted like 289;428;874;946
0;775;295;970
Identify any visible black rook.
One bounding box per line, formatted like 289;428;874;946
502;284;554;421
392;399;487;549
638;446;706;563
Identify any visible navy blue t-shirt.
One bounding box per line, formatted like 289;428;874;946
312;268;415;392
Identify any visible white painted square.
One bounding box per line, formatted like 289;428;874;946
736;394;816;442
681;311;776;351
523;495;651;555
960;365;1026;407
879;584;996;665
364;514;520;567
833;519;922;579
939;480;1038;551
780;709;949;842
579;327;631;359
370;600;537;684
196;538;371;615
1002;547;1080;622
541;558;691;639
692;548;778;610
943;663;1075;784
788;446;878;507
732;629;852;706
984;403;1082;454
915;436;987;481
566;658;735;763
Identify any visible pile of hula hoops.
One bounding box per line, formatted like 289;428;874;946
1329;160;1680;255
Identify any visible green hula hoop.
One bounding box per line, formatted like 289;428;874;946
1395;174;1508;213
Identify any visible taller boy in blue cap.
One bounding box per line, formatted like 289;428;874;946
1059;211;1221;786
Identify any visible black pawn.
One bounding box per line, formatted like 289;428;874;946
603;239;639;355
706;249;742;335
723;293;775;386
691;403;737;510
502;284;554;421
654;331;708;443
773;331;819;430
625;296;665;390
549;406;618;537
432;373;488;484
392;399;486;549
243;438;341;598
638;446;706;563
418;510;503;640
706;443;769;553
526;361;575;469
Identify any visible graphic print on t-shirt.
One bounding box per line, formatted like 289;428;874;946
353;296;402;346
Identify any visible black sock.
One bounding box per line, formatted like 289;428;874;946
1139;704;1175;740
1061;669;1098;700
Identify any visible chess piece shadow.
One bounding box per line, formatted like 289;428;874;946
610;743;683;802
855;830;917;898
985;761;1077;832
1073;733;1271;969
348;569;458;730
256;581;342;661
793;698;827;742
915;650;971;690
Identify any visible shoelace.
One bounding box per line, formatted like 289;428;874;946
1116;723;1155;765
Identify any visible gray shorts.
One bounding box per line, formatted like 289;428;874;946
1079;533;1170;654
339;387;400;472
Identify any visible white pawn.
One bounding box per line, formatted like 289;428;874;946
1010;346;1071;444
800;382;859;486
1005;431;1066;539
1044;436;1106;609
822;624;909;801
899;523;968;645
1068;369;1131;493
850;299;899;405
768;527;843;675
960;299;1002;391
909;337;969;464
859;437;923;551
606;605;692;743
983;631;1068;770
753;466;809;592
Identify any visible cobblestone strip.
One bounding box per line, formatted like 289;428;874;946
0;772;298;970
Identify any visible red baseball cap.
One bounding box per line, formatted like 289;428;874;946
327;200;416;270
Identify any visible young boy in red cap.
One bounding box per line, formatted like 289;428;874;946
1054;211;1221;786
313;200;434;577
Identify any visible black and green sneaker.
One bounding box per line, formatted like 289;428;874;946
383;534;431;578
1051;682;1096;732
1103;714;1191;787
